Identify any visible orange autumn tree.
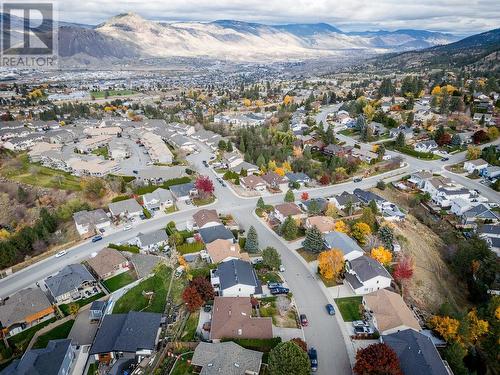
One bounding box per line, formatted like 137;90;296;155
466;309;489;343
428;315;460;342
334;220;349;234
351;222;371;245
318;249;344;280
370;246;392;265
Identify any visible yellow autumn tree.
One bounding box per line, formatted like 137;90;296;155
334;220;349;234
466;145;481;160
282;161;292;173
363;104;375;123
268;160;277;171
351;222;372;245
325;203;339;219
431;86;442;96
0;228;10;239
466;309;489;343
318;249;344;280
487;126;499;140
274;167;285;176
428;315;460;342
283;95;294;106
243;98;252;107
370;246;392;265
445;84;457;94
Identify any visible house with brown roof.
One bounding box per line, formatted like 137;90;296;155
363;289;420;335
209;297;273;341
273;202;305;223
261;171;288;192
0;288;55;338
305;216;335;233
193;209;221;229
86;248;130;281
205;239;250;264
240;175;266;192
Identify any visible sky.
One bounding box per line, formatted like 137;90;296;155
54;0;500;35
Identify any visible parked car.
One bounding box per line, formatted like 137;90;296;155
353;177;363;183
55;250;67;258
300;314;308;327
270;287;289;295
325;304;335;315
309;348;318;372
123;224;133;231
441;157;449;161
132;170;138;174
354;326;374;335
352;320;369;328
267;282;283;289
91;235;103;243
279;264;285;272
202;160;208;167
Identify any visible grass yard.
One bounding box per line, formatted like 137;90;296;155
257;269;282;284
102;271;137;293
193;196;215;206
170;353;194;375
87;363;98;375
60;293;105;316
296;248;318;263
166;205;178;214
177;241;205;255
90;89;136;98
113;265;180;314
91;146;109;159
0;153;81;191
319;274;339;288
334;296;363;321
32;319;75;349
180;311;199;342
7;318;56;353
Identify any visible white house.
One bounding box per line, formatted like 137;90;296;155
414;140;438;153
322;231;364;261
142;188;173;212
344;255;392;295
463;159;489;174
450;197;473;216
73;209;111;237
133;229;169;252
240;175;266;191
272;203;306;223
210;259;262;297
108;198;143;218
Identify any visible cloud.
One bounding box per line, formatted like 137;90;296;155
53;0;500;34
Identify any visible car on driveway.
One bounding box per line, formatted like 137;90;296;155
267;282;283;289
352;320;369;328
270;287;289;295
91;235;103;243
300;314;308;327
325;304;335;315
309;348;318;372
354;326;374;335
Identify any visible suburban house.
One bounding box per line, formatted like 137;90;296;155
407;171;434;189
299;198;328;214
328;191;361;211
380;201;406;221
389;126;414;140
230;161;259;175
108;198;143;218
209;297;272;341
86;248;130;281
240;175;266;191
45;264;98;304
323;231;364;261
0;288;55;338
285;172;311;186
273;202;306;223
135;166;186;185
1;339;77;375
344;255;393;295
353;188;386;207
351;148;378;163
222;151;244;169
73;209;111;237
261;171;289;191
414;140;438;153
363;289;420;335
205;239;250;264
382;329;451;375
210;259;262;297
305;216;335;233
461;204;500;226
478;224;500;255
198;225;235;245
463;158;489;174
142;188;173;212
323;144;352;158
89;311;162;369
169;182;197;202
482;165;500;180
422;177;471;208
191;342;263;375
134;229;169;252
193;209;222;229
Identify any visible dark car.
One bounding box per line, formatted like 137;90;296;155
132;170;138;174
202;160;208;167
267;282;283;289
300;314;308;327
270;287;289;295
441;157;449;161
353;177;362;183
309;348;318;372
326;304;335;315
91;235;103;242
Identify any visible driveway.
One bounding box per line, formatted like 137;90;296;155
272;326;304;342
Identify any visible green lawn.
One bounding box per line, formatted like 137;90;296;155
0;154;81;191
334;296;363;321
177;241;205;255
102;271;137;293
87;363;98;375
90;89;136;99
113;265;177;314
7;318;57;353
32;320;75;349
91;146;109;159
60;293;105;316
170;353;194;375
296;248;319;263
193;196;215;206
181;311;199;341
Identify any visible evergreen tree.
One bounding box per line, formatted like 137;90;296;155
245;226;259;253
395;132;405;147
284;189;295;202
262;247;281;270
280;216;298;241
378;226;394;249
256;197;265;209
303;225;324;253
226;142;233;152
256;154;266;168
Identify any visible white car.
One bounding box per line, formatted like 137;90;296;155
279;265;285;272
123;224;133;231
55;250;67;258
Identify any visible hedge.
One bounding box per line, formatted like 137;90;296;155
111;195;131;203
108;243;141;253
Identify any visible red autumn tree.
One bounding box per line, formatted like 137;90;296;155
195;175;214;197
353;343;402;375
436;132;452;146
190;276;215;302
319;174;330;185
182;285;204;312
290;337;307;352
301;192;309;201
472;130;489;144
394;255;414;281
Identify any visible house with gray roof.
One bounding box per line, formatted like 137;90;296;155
133;229;169;252
414;140;438;153
142;188;173;212
382;329;451;375
191;342;263;375
323;232;364;261
89;311;161;368
198;225;235;245
328;191;361;211
1;339;76;375
135;166;186;185
353;188;386;206
108;198;143;218
210;259;262;297
169;182;197;202
461;204;500;226
0;288;54;338
44;264;98;304
285;172;311;185
344;255;392;295
230;161;259;174
73;209;111;237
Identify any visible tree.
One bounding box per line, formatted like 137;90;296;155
351;222;371;245
190;277;215;302
307;200;322;215
487;126;499;140
370;246;392;265
68;303;80;316
376;180;386;190
256;154;266;168
334;220;349;234
472;129;489;144
300;192;309;201
465;309;489;343
318;249;344;280
182;286;204;312
428;315;460;342
226;141;233;152
281;216;298;241
395;132;405;147
466;145;481;160
290;337;307;352
319;174;330;185
262;246;281;270
442;342;468;375
378;225;394;249
256;197;265;209
218;139;226;151
268;341;310;375
245;226;259;253
195;175;214;198
303;225;324;253
353;343;402;375
325;203;340;218
80;177;107;199
284;189;295;202
393;255;414;282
